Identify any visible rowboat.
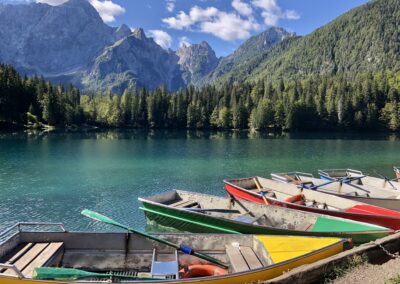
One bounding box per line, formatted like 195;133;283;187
271;172;400;211
394;167;400;180
0;223;348;284
139;190;392;244
318;169;400;191
224;177;400;230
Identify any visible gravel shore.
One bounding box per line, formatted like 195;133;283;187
332;257;400;284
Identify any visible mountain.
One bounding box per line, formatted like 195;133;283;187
83;28;185;93
0;0;116;78
177;41;219;86
206;27;295;83
215;0;400;85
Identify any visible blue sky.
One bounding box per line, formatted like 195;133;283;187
7;0;370;56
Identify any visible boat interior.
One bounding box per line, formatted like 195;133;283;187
227;177;359;212
0;224;272;281
318;169;400;191
143;190;323;232
271;172;400;199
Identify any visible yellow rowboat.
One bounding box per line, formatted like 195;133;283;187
0;223;349;284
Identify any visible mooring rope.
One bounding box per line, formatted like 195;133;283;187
374;242;400;259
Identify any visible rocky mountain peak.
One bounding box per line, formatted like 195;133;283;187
132;28;147;40
177;41;219;85
114;24;132;41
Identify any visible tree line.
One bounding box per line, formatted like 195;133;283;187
1;64;400;131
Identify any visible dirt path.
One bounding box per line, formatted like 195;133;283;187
332;257;400;284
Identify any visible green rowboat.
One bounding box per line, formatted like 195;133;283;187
138;190;393;245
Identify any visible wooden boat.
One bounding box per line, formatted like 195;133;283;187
272;172;400;211
0;223;348;284
139;190;392;244
318;169;400;191
224;177;400;230
394;166;400;180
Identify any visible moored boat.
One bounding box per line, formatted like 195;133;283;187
318;168;400;191
0;223;348;284
394;167;400;180
139;190;392;244
224;177;400;230
272;172;400;211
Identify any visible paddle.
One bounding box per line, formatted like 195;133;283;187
81;209;228;269
33;267;156;281
306;176;367;190
374;171;397;190
254;177;269;205
229;194;256;217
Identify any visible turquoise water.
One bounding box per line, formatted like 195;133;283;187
0;130;399;232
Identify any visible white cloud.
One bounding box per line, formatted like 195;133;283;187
163;5;259;41
166;0;175;12
35;0;125;23
148;30;173;49
231;0;253;17
36;0;68;5
179;36;191;48
284;9;300;20
251;0;300;26
88;0;125;23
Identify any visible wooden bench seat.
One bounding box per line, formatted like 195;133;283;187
225;245;263;272
1;242;64;278
170;199;199;208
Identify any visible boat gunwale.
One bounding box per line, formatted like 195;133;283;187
223;177;400;221
138;191;391;235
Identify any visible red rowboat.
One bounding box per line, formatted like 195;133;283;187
224;177;400;230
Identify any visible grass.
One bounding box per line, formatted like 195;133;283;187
323;254;368;283
386;275;400;284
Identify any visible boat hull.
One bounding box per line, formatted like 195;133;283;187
0;230;346;284
141;200;389;245
224;182;400;230
321;193;400;211
0;240;343;284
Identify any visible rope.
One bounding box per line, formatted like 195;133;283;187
374;241;400;259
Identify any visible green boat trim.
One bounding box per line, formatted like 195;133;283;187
138;190;393;245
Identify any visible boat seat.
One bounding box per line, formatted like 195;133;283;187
170;199;199;208
234;214;274;226
1;242;64;278
150;249;179;279
225;245;263;272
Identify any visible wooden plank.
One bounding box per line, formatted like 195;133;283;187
7;243;34;264
171;200;198;208
240;246;263;270
170;199;189;207
3;243;49;276
22;242;64;278
225;245;249;272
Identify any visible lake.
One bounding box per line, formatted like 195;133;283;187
0;130;399;233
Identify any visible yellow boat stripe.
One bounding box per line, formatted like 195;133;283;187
256;235;343;263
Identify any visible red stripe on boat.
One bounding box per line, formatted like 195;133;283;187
345;204;400;217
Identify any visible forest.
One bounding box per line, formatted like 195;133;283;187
1;64;400;132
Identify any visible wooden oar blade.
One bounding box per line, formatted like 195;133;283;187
33;267;106;280
81;209;125;229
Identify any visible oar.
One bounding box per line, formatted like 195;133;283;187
33;267;156;281
374;171;397;190
81;209;228;269
308;176;366;190
254;177;269;205
229;194;256;217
